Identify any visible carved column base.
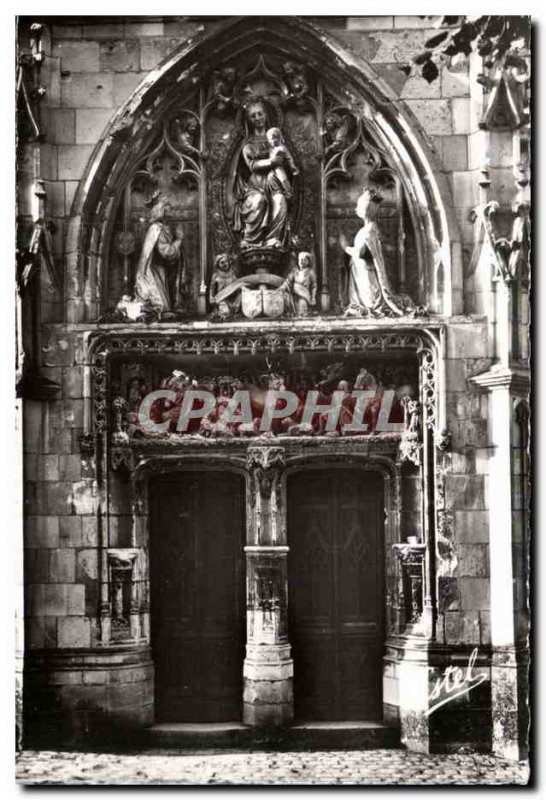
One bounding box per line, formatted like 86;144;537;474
397;644;431;753
491;646;529;761
243;643;293;726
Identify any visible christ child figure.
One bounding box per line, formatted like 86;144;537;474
265;127;298;198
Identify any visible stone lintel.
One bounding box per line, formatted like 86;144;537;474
469;366;530;396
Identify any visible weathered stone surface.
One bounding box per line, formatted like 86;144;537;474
49;549;76;583
459;577;490;611
57;617;91;648
458;544;489;577
99;40;140;72
401;73;442;100
140;38;180;70
112;72;143;106
441;64;470;98
59;455;83;483
26;516;60;548
52;24;82;39
42;109;76;145
61;74;114;108
82;22;124;39
42;455;60;481
57;145;95;181
44;482;73;516
439;135;468;172
52;41;100;73
25;548;49;583
76;549;98;581
243;679;293;705
369;30;425;63
346;16;394;30
455;510;489;543
125;21;165;36
65;181;79;214
405;99;452;136
452;97;471;134
66;584;85;615
81;517;98;547
75;109;113;145
29;583;66;616
445;475;486;511
71;482;98;515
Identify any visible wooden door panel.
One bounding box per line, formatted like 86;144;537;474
288;469;384;721
150;471;245;722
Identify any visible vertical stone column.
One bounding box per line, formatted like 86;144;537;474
243;446;293;726
471;368;529;760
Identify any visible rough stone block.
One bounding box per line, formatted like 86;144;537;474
113;72;143;106
81;517;98;547
445;475;485;511
243;679;293;705
42;454;60;481
346;16;394;30
42;583;68;616
441;64;470;98
23;403;44;454
44;482;73;516
82;669;109;685
52;40;100;72
42;180;65;219
66;584;85;615
455;510;489;543
57;145;95;181
401;73;442;100
405;99;452;136
394;16;443;29
450;170;479;209
42;108;76;144
71;481;98;515
25;548;49;583
459;577;490;611
57;617;91;648
61;74;114;108
479;610;491;643
75;108;113;145
458;544;489;577
82;22;124;38
52;24;83;39
125;21;165;36
462;611;482;644
65;181;79;214
452;97;471;134
140;38;180;71
58;455;83;483
26;516;60;548
243;702;293;727
49;549;76;583
447;323;488;359
444;611;463;643
76;549;98;581
452;419;489;450
440;135;468;172
59;517;82;547
369;29;425;63
40;143;58;180
99;39;140;72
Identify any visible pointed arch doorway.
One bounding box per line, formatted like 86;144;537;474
288;467;385;721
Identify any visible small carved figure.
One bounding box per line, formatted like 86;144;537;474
210;67;237;114
280;251;317;316
266;127;299;199
134;192;187;317
402;396;421;435
282;61;309;109
340;188;419;318
208;253;241;319
174;114;200;156
322;112;350;157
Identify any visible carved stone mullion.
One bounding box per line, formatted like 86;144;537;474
244;445;293;726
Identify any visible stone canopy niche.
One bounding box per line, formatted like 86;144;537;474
100;34;436;324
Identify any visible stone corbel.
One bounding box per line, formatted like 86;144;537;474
393;542;427;636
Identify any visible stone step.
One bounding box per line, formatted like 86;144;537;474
143;721;400;752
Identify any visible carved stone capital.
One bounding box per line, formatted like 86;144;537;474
247;445;285;500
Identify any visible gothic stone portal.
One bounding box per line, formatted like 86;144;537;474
288;468;385;721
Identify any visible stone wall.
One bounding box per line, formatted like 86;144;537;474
17;15;529;754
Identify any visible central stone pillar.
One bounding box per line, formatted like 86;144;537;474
243;445;293;726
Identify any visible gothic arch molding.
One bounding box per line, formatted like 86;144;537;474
65;16;462;322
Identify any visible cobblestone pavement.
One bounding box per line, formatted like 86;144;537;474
16;749;529;785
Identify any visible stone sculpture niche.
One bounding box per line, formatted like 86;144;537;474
104;53;424;322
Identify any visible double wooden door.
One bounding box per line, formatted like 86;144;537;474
150;471;245;722
288;469;384;721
